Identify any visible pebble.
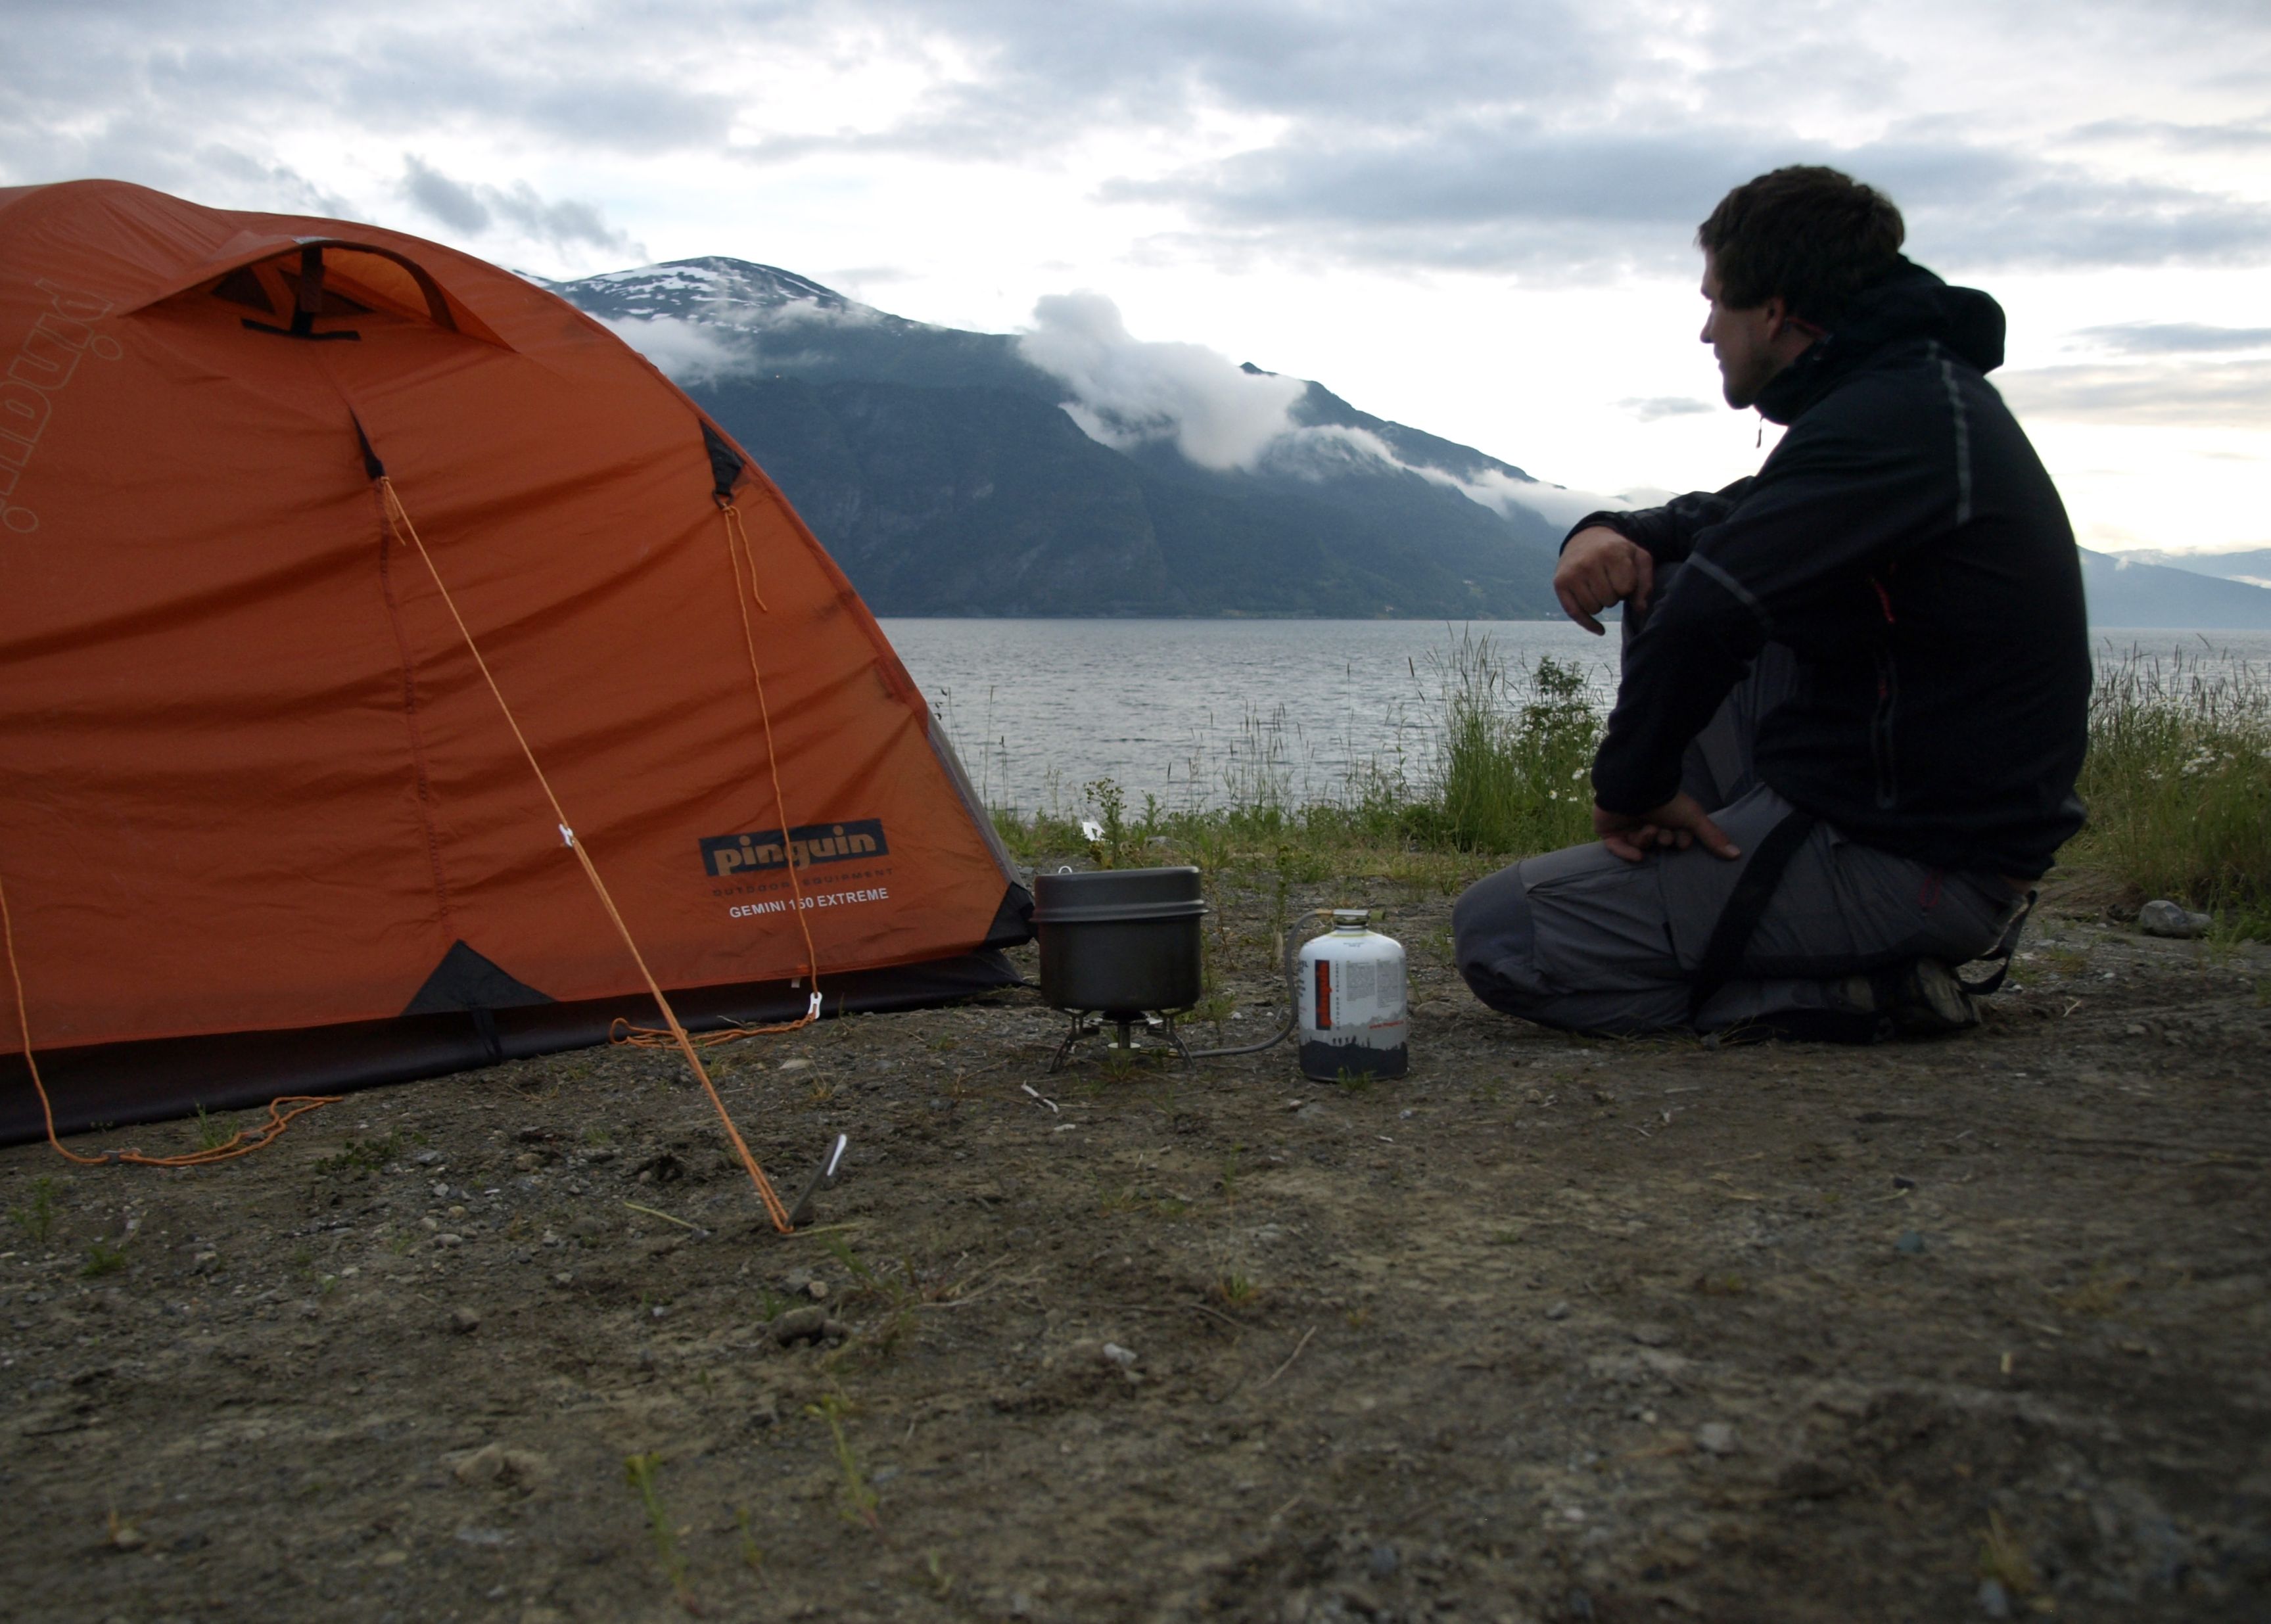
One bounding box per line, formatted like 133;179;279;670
1367;1543;1399;1579
434;1232;465;1249
449;1442;551;1489
453;1443;507;1486
777;1057;814;1072
1100;1342;1139;1369
110;1521;146;1551
499;1446;551;1487
450;1307;480;1334
1977;1577;2011;1618
2138;899;2210;939
772;1305;844;1345
1544;1301;1572;1321
1695;1422;1739;1456
1895;1230;1927;1255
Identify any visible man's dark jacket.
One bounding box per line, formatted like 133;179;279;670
1575;259;2090;879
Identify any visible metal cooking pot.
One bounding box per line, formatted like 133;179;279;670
1031;866;1207;1017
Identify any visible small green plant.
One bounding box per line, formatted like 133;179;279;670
1215;1269;1258;1307
191;1105;235;1153
1084;777;1133;869
735;1504;764;1575
820;1234;878;1292
1217;1144;1243;1205
622;1451;688;1595
806;1393;879;1529
922;1549;955;1600
82;1237;129;1278
9;1175;57;1244
314;1130;406;1176
1976;1509;2038;1598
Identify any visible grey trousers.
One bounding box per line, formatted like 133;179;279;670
1451;636;2025;1036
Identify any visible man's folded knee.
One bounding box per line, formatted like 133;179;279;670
1452;863;1541;1015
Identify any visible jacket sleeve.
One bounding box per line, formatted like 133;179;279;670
1589;395;1950;814
1561;478;1755;563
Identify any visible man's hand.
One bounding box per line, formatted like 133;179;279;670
1555;525;1656;635
1593;792;1741;864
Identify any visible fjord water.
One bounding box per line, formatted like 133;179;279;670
880;618;2271;816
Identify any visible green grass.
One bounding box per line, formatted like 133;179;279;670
8;1175;57;1244
622;1451;688;1596
986;638;1600;893
977;632;2266;941
2067;649;2271;937
81;1237;129;1278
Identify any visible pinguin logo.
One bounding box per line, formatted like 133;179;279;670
701;819;887;877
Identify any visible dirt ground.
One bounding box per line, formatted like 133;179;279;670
3;865;2268;1624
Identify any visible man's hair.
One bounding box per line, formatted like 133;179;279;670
1697;166;1906;325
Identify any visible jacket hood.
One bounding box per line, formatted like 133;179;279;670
1756;258;2007;425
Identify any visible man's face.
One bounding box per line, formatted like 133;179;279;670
1699;254;1797;410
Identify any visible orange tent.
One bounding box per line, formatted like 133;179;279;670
0;179;1030;1142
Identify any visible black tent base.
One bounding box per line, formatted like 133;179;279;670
0;952;1023;1148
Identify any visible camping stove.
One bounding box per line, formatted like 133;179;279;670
1030;866;1209;1073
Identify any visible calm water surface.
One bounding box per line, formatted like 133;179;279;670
878;618;2271;814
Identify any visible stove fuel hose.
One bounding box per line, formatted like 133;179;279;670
1185;908;1334;1059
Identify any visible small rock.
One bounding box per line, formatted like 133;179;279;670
513;1153;542;1172
1892;1175;1917;1190
1367;1543;1399;1579
453;1444;506;1486
1894;1230;1927;1255
110;1521;146;1552
1695;1422;1739;1456
777;1057;813;1072
2138;898;2211;939
515;1127;550;1143
1628;1323;1672;1347
434;1232;464;1249
772;1305;831;1345
1100;1342;1139;1369
1977;1576;2011;1618
1544;1301;1572;1322
449;1307;480;1334
429;1180;450;1197
498;1447;551;1487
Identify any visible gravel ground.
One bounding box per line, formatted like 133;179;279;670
3;870;2267;1623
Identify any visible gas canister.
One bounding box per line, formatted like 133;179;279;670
1297;909;1408;1081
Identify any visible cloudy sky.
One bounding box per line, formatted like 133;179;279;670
9;0;2268;553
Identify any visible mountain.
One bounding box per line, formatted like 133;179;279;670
548;259;1566;617
2078;549;2271;629
549;259;2271;628
2095;547;2271;591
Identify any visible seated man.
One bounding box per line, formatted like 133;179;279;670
1453;166;2088;1040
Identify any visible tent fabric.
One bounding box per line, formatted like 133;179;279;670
0;179;1032;1140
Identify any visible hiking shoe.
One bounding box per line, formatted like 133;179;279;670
1884;958;1979;1037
